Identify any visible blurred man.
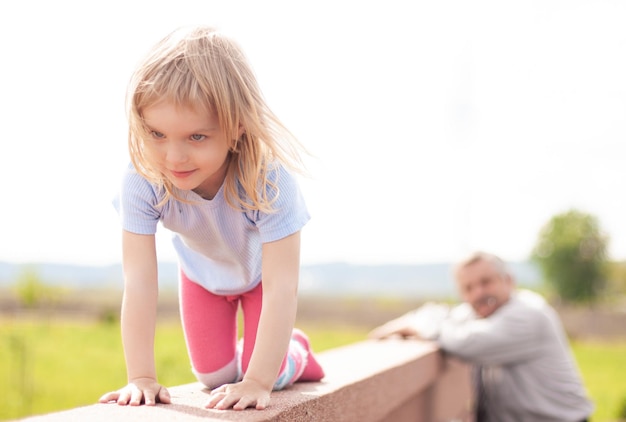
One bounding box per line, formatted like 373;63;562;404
369;251;593;422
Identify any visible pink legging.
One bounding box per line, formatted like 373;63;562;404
179;272;288;388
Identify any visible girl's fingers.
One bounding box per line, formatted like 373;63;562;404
205;392;226;409
158;387;172;404
255;395;270;410
215;394;240;410
98;392;118;403
144;390;156;406
210;385;227;394
116;390;132;406
233;396;256;411
129;387;143;406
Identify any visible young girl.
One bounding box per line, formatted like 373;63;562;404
99;25;324;411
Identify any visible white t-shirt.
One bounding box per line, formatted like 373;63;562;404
114;163;310;295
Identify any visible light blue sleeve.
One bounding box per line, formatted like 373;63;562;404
247;166;311;244
112;164;163;235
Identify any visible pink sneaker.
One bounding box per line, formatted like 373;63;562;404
291;328;325;381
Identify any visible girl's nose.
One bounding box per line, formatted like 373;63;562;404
166;142;188;165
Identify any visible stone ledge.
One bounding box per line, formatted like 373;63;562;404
18;339;472;422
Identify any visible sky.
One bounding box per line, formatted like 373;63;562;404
0;0;625;267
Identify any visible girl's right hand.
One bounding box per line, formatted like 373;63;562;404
98;378;171;406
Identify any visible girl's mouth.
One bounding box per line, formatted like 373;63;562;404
170;169;195;178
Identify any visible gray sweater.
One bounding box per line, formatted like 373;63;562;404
412;290;593;422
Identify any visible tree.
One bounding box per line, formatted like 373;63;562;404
12;266;63;308
531;209;608;304
607;260;626;299
13;267;46;308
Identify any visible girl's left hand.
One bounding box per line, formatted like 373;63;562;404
205;378;271;410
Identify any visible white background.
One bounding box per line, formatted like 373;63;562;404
0;0;624;266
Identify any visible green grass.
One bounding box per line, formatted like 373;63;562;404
0;318;624;421
571;340;626;421
0;318;193;421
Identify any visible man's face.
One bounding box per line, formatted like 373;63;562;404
456;259;513;318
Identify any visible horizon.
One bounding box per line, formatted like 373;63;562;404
0;256;541;269
0;259;542;298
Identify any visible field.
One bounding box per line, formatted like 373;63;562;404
1;294;625;421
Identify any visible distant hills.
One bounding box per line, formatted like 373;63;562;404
0;260;541;299
299;261;541;298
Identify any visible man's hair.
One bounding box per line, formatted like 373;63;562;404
454;251;509;277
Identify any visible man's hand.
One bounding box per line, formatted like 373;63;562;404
205;378;271;410
99;378;171;406
368;316;419;339
369;302;450;340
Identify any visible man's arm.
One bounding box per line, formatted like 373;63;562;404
369;302;450;340
438;304;545;365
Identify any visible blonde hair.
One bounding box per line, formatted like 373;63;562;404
126;25;306;212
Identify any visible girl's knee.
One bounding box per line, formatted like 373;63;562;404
193;356;240;389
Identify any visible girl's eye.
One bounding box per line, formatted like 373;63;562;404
190;134;206;142
151;131;165;139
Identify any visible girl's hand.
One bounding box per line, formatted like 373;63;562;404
205;378;271;410
99;378;171;406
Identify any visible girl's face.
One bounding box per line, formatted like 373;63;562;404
142;101;232;199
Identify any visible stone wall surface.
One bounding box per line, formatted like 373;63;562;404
17;339;473;422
